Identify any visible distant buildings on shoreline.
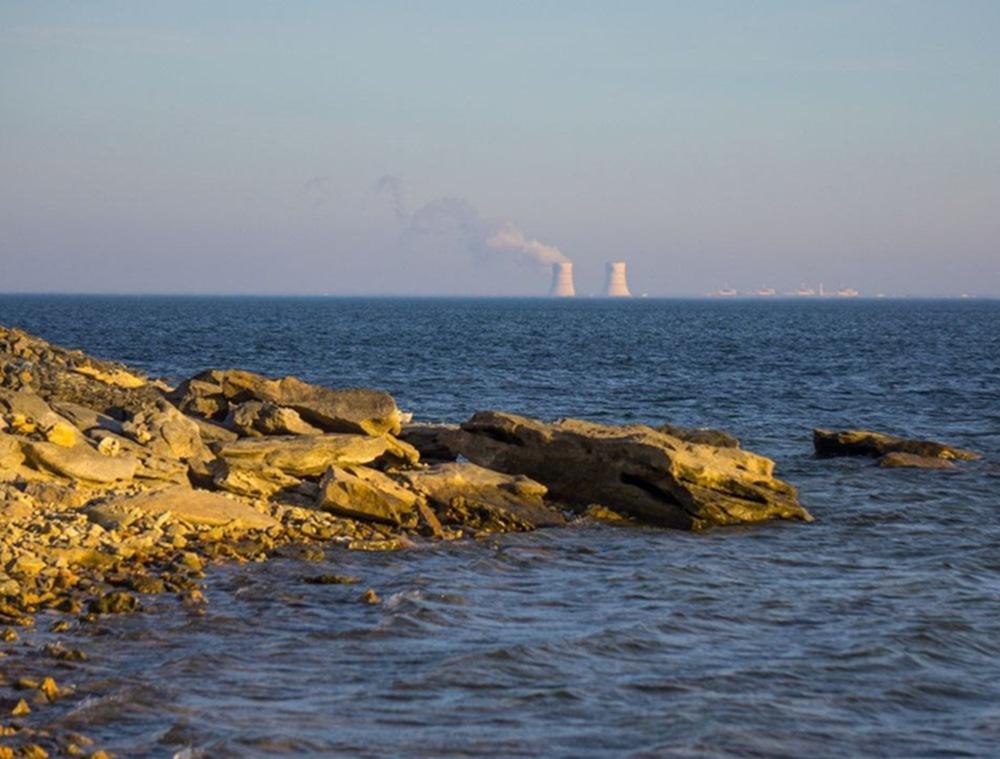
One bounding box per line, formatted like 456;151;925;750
707;283;860;298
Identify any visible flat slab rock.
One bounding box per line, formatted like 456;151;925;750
88;485;278;530
878;452;956;470
23;440;139;484
814;429;979;461
210;433;419;478
442;411;811;531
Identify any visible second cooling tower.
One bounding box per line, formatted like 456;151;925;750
603;261;631;297
549;262;576;297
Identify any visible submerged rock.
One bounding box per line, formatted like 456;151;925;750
813;429;979;462
443;411;811;530
878;452;956;470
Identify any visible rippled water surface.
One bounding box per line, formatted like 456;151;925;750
2;296;999;757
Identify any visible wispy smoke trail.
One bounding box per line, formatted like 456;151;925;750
377;178;566;267
374;174;407;223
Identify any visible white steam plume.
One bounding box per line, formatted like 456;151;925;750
486;223;568;265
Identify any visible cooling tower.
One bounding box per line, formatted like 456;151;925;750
603;261;631;297
549;262;576;297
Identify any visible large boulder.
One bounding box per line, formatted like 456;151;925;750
442;412;811;531
397;423;460;462
87;485;278;530
210;433;417;479
170;369;402;436
813;429;979;462
121;401;209;461
315;465;421;526
225;401;322;437
23;440;138;484
398;462;565;530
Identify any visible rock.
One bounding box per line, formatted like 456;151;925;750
302;573;360;584
397;423;460;461
122;401;209;461
657;423;740;449
443;411;811;530
88;590;138;614
210;460;301;499
813;429;979;461
0;388;53;421
172;369;403;435
87;485;278;530
1;326;163;417
211;433;417;478
315;465;420;525
0;432;25;475
362;588;381;604
50;401;124;435
399;462;565;530
878;452;956;470
187;415;239;443
225;401;322;437
23;440;138;484
44;419;78;447
72;363;146;388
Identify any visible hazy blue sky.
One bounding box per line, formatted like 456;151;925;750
2;1;998;295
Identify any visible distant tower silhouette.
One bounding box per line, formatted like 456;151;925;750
549;262;576;297
602;261;631;297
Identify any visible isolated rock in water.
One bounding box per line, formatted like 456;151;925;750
23;440;138;484
657;423;740;449
813;429;979;461
211;433;414;478
122;401;209;461
171;369;402;436
399;462;565;530
316;465;420;526
878;452;956;470
443;411;811;530
398;423;460;462
225;400;322;437
87;485;278;530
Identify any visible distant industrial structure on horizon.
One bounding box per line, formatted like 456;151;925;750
548;261;634;297
707;283;860;298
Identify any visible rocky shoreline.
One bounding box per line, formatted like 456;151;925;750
0;324;979;757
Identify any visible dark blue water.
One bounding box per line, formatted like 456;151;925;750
3;296;999;757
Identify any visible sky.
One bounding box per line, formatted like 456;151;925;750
1;1;998;296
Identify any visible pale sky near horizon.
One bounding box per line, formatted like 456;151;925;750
1;1;998;296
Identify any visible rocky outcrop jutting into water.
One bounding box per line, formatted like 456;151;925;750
441;411;812;530
0;323;815;754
